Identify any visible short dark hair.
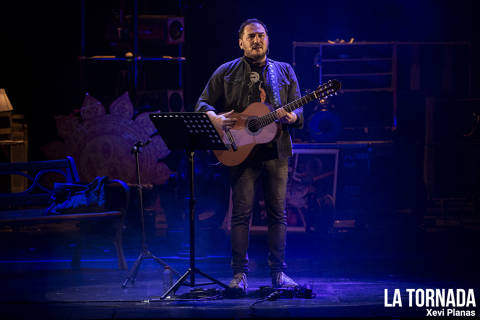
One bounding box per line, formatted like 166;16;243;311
238;18;268;39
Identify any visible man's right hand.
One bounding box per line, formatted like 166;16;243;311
207;110;237;131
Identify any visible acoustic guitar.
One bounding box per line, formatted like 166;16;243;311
213;79;341;166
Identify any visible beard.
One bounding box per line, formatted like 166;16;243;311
245;46;268;61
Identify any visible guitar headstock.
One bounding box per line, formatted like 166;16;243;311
315;80;341;100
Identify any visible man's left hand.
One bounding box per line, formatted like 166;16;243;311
278;110;297;124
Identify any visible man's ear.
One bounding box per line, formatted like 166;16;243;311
239;38;244;50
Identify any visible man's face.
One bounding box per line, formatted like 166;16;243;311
239;23;269;61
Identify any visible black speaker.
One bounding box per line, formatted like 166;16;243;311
137;15;184;56
136;89;184;113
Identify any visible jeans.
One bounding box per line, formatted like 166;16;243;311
229;157;289;275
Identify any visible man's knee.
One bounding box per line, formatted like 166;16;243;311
267;209;287;225
231;211;251;226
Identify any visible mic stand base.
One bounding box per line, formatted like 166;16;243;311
160;267;228;299
122;247;181;288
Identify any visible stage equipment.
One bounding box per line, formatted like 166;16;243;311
293;41;471;142
122;139;180;288
149;112;229;299
138;15;184;44
136;89;184;113
308;109;342;141
136;15;184;57
147;284;314;302
251;285;315;301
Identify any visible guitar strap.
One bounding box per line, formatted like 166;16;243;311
267;60;282;109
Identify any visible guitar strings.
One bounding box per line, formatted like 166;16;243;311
250;80;338;131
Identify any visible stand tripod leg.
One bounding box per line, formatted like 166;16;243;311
159;267;228;300
121;252;144;288
150;254;181;276
160;268;193;299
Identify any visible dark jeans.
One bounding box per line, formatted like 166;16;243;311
229;157;289;275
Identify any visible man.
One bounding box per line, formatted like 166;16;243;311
195;18;303;292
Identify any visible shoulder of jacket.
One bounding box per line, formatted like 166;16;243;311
216;57;243;74
269;60;295;76
268;59;291;68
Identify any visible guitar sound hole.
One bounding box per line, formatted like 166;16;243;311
247;119;259;133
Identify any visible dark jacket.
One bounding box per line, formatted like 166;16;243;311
195;56;304;160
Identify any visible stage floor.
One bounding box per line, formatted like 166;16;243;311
0;263;468;319
1;227;479;319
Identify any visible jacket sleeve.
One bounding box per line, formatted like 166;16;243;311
286;64;304;129
194;66;225;113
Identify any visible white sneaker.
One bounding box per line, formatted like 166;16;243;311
228;272;247;292
272;272;298;288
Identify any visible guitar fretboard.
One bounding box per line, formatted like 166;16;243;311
252;90;320;130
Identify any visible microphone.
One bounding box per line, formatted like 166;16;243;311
131;139;151;153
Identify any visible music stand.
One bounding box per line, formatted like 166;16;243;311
149;112;229;299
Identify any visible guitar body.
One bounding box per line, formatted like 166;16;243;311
213;102;280;166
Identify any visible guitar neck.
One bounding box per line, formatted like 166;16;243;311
257;92;317;129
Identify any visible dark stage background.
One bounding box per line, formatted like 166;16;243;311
2;0;480;153
1;0;480;290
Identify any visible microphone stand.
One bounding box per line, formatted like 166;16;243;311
122;139;180;288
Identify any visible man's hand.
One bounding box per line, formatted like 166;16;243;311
207;110;237;131
277;109;298;124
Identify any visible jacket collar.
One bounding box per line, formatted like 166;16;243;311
242;55;269;68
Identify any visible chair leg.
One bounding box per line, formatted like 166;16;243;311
113;220;128;270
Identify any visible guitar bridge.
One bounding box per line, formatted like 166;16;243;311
225;129;237;151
